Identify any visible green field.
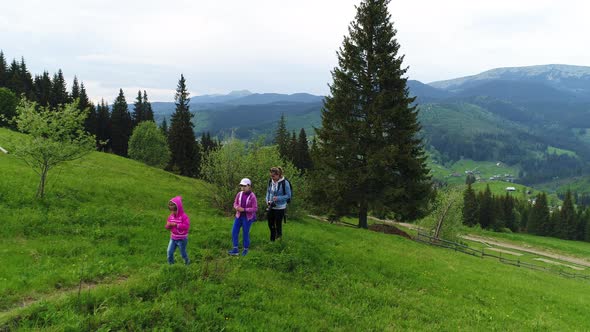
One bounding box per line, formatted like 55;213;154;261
2;127;590;330
428;158;519;185
547;146;578;158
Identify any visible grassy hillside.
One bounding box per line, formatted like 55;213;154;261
2;127;590;330
429;158;519;185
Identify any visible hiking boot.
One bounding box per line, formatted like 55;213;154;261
228;248;239;256
241;249;249;256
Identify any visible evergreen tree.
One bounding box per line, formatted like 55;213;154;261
167;74;200;177
0;87;18;128
548;209;561;237
575;207;586;241
584;207;590;242
462;183;478;227
311;0;432;227
71;76;80;100
110;89;132;156
517;201;529;232
465;174;476;185
274;113;289;160
478;185;494;229
7;60;23;95
296;128;312;172
201;131;219;157
34;71;52;107
132;90;144;127
160;117;168;137
95;100;111;151
289;131;297;162
143;90;154;122
503;193;517;232
79;83;96;136
18;57;35;100
0;51;7;88
528;193;549;235
50;69;69;109
559;190;576;239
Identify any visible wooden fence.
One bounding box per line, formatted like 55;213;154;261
415;232;590;281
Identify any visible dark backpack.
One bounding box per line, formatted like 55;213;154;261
268;178;292;203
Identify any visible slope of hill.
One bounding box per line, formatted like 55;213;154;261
1;127;590;330
226;92;324;105
418;102;542;163
454;80;579;102
429;64;590;97
407;80;451;103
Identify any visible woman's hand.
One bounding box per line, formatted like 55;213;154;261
236;206;245;212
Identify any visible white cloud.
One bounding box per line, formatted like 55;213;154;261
2;0;590;101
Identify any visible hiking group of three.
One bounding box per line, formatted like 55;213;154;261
165;166;292;264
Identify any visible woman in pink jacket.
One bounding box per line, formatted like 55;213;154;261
228;178;258;256
165;196;190;264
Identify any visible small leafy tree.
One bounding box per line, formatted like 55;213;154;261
419;186;463;242
128;121;170;168
12;99;95;198
201;137;301;217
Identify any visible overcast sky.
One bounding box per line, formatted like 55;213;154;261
2;0;589;102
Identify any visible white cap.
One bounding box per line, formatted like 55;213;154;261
239;178;251;186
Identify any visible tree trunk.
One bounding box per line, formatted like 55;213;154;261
37;165;48;198
358;201;368;229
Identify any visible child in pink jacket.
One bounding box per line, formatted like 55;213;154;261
228;178;258;256
165;196;190;264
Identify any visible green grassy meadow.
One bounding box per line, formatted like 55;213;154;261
546;146;578;158
2;128;590;330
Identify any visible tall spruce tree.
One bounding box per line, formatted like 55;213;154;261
502;193;517;231
7;60;23;95
167;74;200;177
160;118;168;137
462;183;478;226
584;207;590;242
34;71;52;107
559;190;576;239
528;193;549;235
289;131;297;162
274;113;289;160
132;90;144;127
201;131;219;156
95;99;112;151
18;57;35;101
50;69;69;109
575;207;586;241
296;128;312;172
312;0;431;227
110;89;132;156
71;77;80;100
0;51;7;88
79;83;96;136
478;185;494;229
548;209;561;237
143;90;154;122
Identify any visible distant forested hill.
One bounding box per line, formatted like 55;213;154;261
148;64;590;185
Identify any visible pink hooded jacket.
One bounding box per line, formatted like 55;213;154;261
165;196;190;240
233;191;258;221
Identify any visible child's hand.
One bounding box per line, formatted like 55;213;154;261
166;222;177;228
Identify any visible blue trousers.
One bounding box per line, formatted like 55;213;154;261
232;215;252;249
167;238;189;264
